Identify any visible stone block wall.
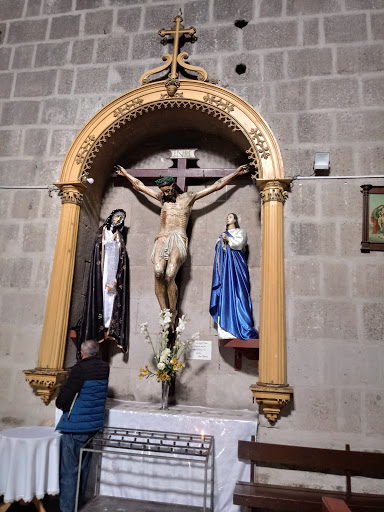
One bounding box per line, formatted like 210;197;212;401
0;0;383;467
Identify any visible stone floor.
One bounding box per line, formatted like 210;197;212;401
2;495;206;511
81;496;204;511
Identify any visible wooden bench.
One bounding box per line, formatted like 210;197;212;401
322;497;352;512
233;439;384;512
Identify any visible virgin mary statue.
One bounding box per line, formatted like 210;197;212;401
77;209;129;353
209;213;258;340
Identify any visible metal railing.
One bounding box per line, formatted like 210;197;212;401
75;426;215;512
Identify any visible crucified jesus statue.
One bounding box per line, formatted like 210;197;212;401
116;163;250;327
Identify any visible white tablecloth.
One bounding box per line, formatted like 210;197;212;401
0;426;61;503
96;401;257;512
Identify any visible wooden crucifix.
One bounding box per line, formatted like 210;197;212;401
115;150;250;328
114;148;245;192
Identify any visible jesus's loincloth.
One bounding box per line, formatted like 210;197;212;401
151;231;188;263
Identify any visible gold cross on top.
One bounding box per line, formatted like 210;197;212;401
158;15;196;79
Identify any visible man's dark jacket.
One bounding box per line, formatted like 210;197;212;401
56;356;109;434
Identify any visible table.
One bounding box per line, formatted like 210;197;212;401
0;426;61;512
99;400;257;512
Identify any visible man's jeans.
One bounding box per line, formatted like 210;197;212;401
59;432;94;512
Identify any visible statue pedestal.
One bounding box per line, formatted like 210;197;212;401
57;400;257;512
219;339;259;371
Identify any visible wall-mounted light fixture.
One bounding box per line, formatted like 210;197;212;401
313;152;330;176
80;171;94;185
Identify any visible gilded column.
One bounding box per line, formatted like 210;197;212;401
24;183;84;404
250;180;293;423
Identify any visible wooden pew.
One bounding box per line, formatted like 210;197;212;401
233;439;384;511
322;497;352;512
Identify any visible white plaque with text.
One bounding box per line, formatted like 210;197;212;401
169;148;198;160
187;340;212;360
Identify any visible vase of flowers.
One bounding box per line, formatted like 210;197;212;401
138;309;199;409
161;380;170;410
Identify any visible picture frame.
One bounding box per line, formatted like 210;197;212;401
361;184;384;252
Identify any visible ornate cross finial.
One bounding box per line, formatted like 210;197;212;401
158;15;196;79
140;15;210;96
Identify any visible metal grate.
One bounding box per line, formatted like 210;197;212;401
88;426;212;460
76;426;214;512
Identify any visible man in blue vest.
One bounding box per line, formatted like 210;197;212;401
56;340;109;512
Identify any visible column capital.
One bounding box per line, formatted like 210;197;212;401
360;184;372;194
256;178;291;204
54;181;86;206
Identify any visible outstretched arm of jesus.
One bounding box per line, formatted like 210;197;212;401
115;165;160;201
193;164;250;201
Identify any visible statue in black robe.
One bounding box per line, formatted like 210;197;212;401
77;209;129;353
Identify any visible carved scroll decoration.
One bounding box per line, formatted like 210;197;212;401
160;92;184;99
203;94;234;113
245;147;260;179
80;99;255;173
113;97;144;118
177;52;208;82
140;54;173;85
249;128;270;160
75;135;96;165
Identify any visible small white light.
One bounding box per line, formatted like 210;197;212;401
87;178;94;184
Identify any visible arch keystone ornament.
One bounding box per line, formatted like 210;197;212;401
23;16;293;423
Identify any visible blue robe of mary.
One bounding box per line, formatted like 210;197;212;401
209;229;259;340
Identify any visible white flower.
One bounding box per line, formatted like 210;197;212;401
191;332;200;341
176;317;186;333
159;309;172;327
157;362;165;370
160;347;171;363
139;322;148;334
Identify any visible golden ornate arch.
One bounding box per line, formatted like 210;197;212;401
24;78;292;423
60;80;283;183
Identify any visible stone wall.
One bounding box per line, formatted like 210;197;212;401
0;0;383;465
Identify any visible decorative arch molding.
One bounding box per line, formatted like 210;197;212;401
59;80;284;184
23;78;292;423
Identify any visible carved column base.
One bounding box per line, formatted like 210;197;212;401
23;369;68;404
250;383;293;424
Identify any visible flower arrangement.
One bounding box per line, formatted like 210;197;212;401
138;309;199;383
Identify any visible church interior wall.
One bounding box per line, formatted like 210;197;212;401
0;0;383;491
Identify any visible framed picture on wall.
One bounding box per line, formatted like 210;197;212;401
361;185;384;252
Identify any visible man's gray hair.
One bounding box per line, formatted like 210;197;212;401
81;340;99;357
